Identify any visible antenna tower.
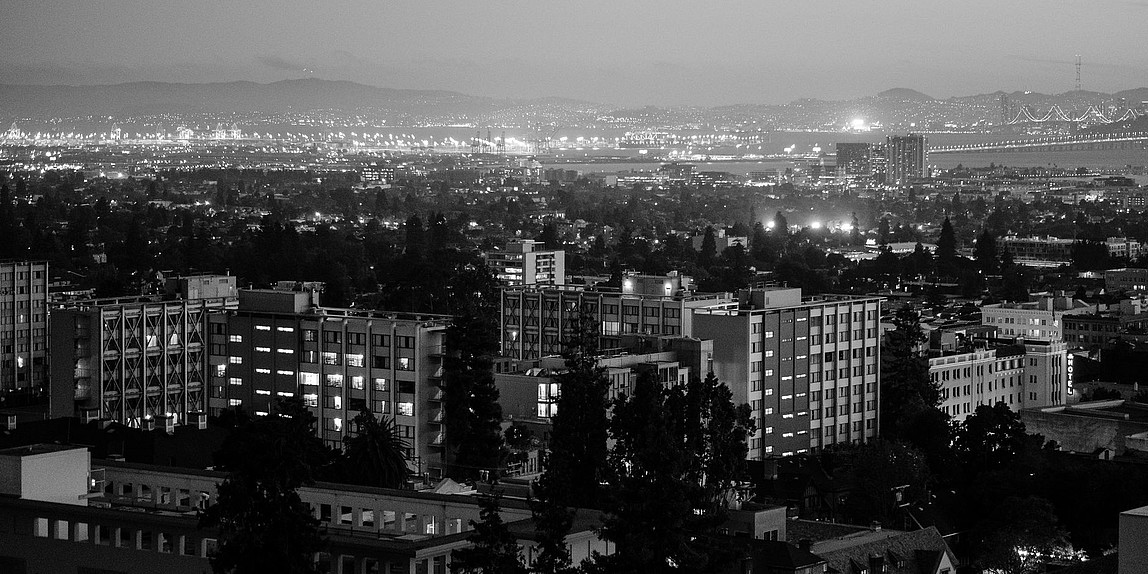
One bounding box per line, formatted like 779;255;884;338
1075;55;1081;92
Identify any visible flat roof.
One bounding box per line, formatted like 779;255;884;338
0;443;87;457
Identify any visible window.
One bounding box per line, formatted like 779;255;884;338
396;336;415;349
372;334;390;347
228;377;242;386
346;354;365;367
324;331;341;343
229;335;243;343
326;374;344;388
374;378;389;391
255;325;271;331
229;356;242;364
397;402;414;417
277;348;294;354
396;357;414;371
255;346;271;353
303;329;318;342
301;372;319;386
322;352;340;365
278;326;295;333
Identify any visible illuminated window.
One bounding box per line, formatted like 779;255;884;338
301;373;319;386
229;335;243;343
396;402;414;417
255;346;271;353
255;325;271;331
228;356;242;364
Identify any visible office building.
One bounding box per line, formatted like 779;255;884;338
486;239;566;286
1106;268;1148;292
834;143;871;177
869;143;888;184
499;275;734;360
0;261;49;393
980;295;1093;341
886;134;927;184
207;283;451;479
692;288;883;461
928;328;1069;421
49;276;239;428
0;444;616;574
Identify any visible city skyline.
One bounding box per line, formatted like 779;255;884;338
2;0;1148;106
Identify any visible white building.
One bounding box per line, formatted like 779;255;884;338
486;239;566;287
981;295;1093;341
929;337;1069;422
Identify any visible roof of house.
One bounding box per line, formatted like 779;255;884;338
812;526;955;574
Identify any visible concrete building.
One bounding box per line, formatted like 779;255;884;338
0;261;49;393
499;278;734;361
1120;505;1148;574
1020;400;1148;456
886;134;927;185
1000;236;1143;266
1105;268;1148;293
981;295;1093;341
929;336;1069;422
49;276;239;428
207;283;452;479
834;143;871;177
486;239;566;286
692;228;748;254
0;446;615;574
692;288;883;460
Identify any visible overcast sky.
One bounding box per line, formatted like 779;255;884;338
2;0;1146;106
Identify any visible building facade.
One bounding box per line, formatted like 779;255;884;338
981;295;1093;341
0;261;49;393
207;285;451;479
692;289;883;461
834;143;871;177
929;338;1068;422
886;134;927;185
49;276;239;428
486;239;566;286
499;282;733;360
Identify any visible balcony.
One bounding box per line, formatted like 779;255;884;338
430;433;445;447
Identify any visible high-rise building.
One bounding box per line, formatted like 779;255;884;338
869;142;888;184
0;261;49;393
207;284;451;479
692;288;883;462
886;134;928;184
486;239;566;286
834;143;871;177
49;275;239;428
499;276;734;360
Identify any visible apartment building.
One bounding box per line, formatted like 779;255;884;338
692;288;883;461
929;328;1070;422
0;261;49;393
981;295;1093;341
49;276;239;428
206;284;451;479
485;239;566;286
500;276;734;360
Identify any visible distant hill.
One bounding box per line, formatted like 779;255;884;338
0;78;505;118
877;88;935;101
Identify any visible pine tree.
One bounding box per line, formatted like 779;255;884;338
879;307;941;441
850;212;862;245
450;492;528;574
937;217;957;260
443;266;505;480
974;231;999;274
200;398;335;574
698;226;717;269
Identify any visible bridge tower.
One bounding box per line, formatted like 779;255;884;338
1075;55;1082;92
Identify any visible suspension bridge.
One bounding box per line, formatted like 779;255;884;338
931;131;1148;154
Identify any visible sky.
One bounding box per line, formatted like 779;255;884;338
2;0;1147;107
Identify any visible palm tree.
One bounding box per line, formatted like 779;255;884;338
341;409;411;489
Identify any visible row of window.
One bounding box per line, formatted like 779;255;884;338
24;516;215;558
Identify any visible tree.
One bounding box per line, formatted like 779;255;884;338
879;307;942;442
596;370;704;573
450;492;528;574
937;217;957;261
954;402;1028;473
849;212;862;245
973;230;999;274
975;496;1070;574
443;266;505;480
831;441;932;526
774;211;789;236
531;316;610;573
200;398;335;574
878;216;891;248
674;372;755;517
698;226;717;269
340;409;411;489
